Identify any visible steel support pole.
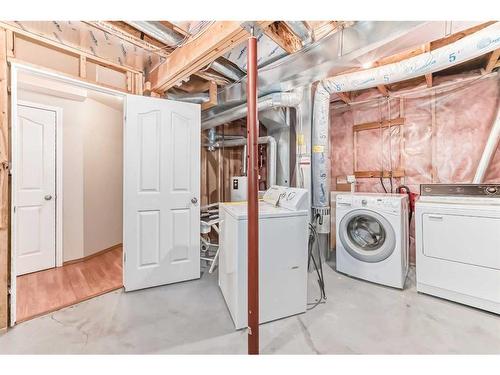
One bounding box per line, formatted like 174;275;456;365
246;32;259;355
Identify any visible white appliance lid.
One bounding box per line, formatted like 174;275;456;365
221;201;309;220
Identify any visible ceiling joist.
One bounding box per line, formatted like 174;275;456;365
264;22;303;54
149;21;271;92
484;48;500;74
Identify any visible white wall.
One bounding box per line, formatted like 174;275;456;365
18;89;123;262
83;99;123;257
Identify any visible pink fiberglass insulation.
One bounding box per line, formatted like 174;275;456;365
330;72;500;263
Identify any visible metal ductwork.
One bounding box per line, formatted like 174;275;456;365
210;60;246;82
201;88;304;130
126;21;246;82
126;21;184;46
284;21;313;46
166;91;210;104
211;21;483;108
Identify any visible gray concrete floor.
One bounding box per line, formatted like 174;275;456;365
1;264;499;354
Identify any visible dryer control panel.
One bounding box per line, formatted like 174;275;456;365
420;184;500;197
263;185;309;211
336;194;407;214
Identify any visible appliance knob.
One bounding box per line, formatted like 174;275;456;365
362;199;367;205
486;186;498;195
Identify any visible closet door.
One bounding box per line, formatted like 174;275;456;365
123;95;200;291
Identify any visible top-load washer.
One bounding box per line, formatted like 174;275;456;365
218;186;309;329
336;193;409;288
416;184;500;314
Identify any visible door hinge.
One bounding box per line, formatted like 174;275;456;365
123;252;126;263
13;206;15;213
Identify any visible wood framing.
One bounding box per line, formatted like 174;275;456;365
0;22;141;75
87;21;172;55
201;81;218;111
353;117;405;132
264;22;303;54
354;170;405;179
377;85;389;97
484;48;500;74
336;92;352;104
0;22;145;96
148;21;271;92
424;43;433;87
79;56;86;79
0;28;9;330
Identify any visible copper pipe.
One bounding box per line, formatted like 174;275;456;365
246;32;259;355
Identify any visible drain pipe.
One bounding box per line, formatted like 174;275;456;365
202;88;304;130
206;136;277;186
311;22;500;241
473;105;500;183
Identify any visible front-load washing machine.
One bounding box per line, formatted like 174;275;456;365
336;193;409;288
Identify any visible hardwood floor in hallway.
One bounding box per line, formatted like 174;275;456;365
16;246;123;323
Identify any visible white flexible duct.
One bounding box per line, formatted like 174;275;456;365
312;22;500;209
202;88;303;129
210;136;277;187
473;105;500;183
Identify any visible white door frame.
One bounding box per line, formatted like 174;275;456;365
10;63;126;326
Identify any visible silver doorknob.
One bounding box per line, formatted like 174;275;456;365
191;197;198;204
44;195;52;201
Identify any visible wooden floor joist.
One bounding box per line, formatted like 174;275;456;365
264;22;303;54
150;22;251;92
484;48;500;74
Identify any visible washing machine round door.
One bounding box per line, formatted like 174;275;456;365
338;209;396;263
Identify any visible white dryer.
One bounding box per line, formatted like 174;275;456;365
336;193;409;288
416;184;500;314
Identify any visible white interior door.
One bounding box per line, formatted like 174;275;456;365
15;104;56;275
124;95;201;291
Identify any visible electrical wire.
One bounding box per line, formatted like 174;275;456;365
380;177;388;193
307;218;327;310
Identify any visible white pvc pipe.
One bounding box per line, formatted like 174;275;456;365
473;106;500;183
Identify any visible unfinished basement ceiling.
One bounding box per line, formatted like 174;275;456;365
5;21;165;72
224;31;287;70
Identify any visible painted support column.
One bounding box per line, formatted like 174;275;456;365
246;31;259;355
